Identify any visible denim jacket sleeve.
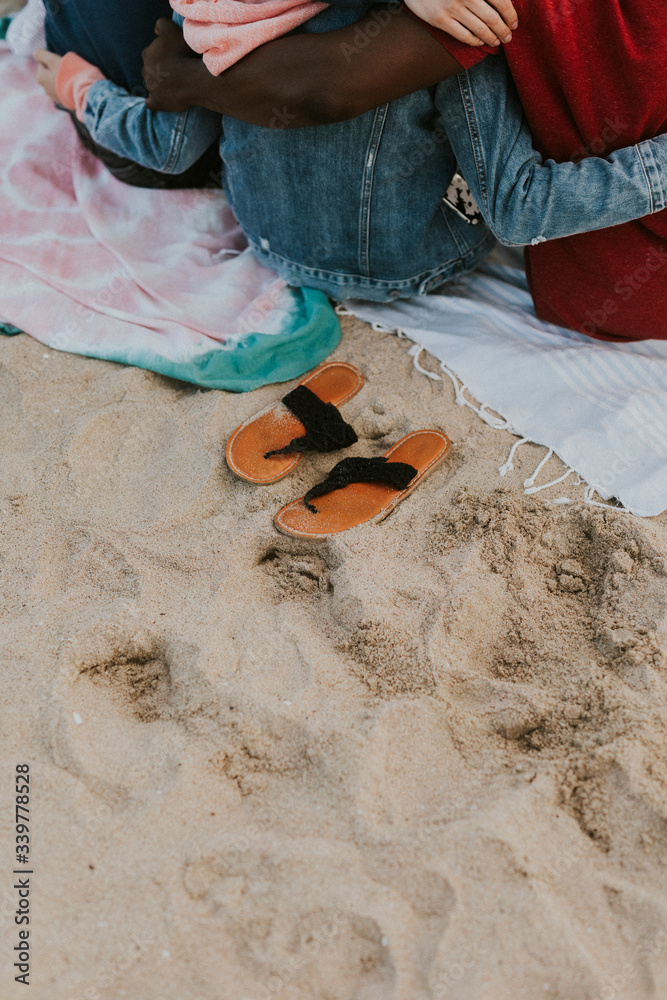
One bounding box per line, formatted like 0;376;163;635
80;79;221;175
437;54;667;247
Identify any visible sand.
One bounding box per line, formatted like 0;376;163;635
1;315;667;1000
0;0;23;16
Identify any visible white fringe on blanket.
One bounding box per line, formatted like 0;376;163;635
341;252;667;516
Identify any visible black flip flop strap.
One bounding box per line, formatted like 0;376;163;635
264;384;358;458
303;456;418;513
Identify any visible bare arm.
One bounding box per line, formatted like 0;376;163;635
143;13;464;127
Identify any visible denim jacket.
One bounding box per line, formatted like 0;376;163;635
81;82;221;176
75;12;667;300
437;55;667;247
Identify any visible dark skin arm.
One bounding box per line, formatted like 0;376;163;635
143;12;464;127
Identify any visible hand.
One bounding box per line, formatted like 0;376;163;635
142;8;464;128
403;0;518;46
34;48;63;101
143;18;208;111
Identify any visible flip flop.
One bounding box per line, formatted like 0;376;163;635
274;430;450;538
226;362;364;485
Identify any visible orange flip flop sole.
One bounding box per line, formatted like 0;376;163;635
226;362;364;485
274;430;451;538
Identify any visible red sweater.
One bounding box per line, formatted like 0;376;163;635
426;2;667;341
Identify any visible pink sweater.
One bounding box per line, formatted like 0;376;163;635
55;0;329;118
56;52;106;120
170;0;329;75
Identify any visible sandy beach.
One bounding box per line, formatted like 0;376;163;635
2;314;667;1000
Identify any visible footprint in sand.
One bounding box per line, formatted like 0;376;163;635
327;550;442;696
561;752;667;865
31;527;140;600
183;848;398;1000
65;404;212;528
428;489;667;693
206;707;320;797
46;625;184;805
354;699;472;830
259;545;333;597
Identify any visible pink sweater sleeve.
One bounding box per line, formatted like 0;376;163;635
56;52;106;122
170;0;329;75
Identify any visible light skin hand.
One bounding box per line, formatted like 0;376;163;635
34;48;63;101
403;0;518;46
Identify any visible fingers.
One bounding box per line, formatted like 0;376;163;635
34;53;61;101
465;0;515;43
488;0;518;29
145;92;183;113
142;35;161;76
440;16;491;45
34;47;62;102
435;9;501;46
435;2;505;45
33;48;59;69
155;17;177;36
418;0;516;45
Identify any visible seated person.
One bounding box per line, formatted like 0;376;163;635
41;0;221;187
36;2;667;318
137;1;667;341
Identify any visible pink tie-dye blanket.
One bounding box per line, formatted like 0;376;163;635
0;47;340;391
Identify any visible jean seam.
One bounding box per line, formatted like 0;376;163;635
250;230;494;288
456;71;524;248
85;86;186;175
457;72;491;228
358;105;389;278
439;204;467;254
637;141;660;214
163;110;190;173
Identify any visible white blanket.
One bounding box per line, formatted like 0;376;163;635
5;0;44;56
345;249;667;518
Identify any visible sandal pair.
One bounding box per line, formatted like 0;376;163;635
226;363;450;539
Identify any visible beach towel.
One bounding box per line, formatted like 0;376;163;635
0;45;340;392
345;249;667;518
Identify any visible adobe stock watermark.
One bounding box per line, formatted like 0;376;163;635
396;123;450;180
580;245;667;337
241;916;341;1000
591;926;667;1000
570;115;629;163
340;2;402;63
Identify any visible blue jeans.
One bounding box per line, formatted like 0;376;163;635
49;5;355;180
47;2;222;185
46;0;173;94
221;88;495;300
